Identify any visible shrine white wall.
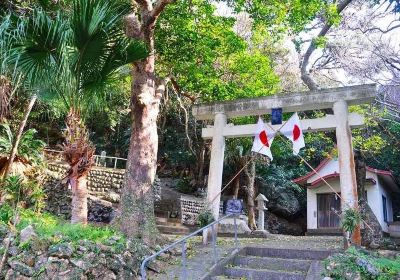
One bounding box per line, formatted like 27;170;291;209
307;173;394;233
306;181;341;230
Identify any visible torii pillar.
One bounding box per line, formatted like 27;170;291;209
207;112;227;218
333;100;361;245
193;84;376;246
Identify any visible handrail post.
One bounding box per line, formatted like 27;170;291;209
140;258;147;280
212;224;217;264
234;214;238;249
181;241;187;280
114;158;118;169
139;213;234;280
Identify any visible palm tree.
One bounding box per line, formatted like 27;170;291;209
2;0;147;224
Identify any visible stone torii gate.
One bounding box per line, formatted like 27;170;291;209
192;84;376;245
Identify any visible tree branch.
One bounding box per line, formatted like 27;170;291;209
145;0;175;29
134;0;152;11
300;0;354;90
170;77;197;102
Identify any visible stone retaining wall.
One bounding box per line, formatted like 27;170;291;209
45;161;162;220
180;195;206;225
47;161;124;203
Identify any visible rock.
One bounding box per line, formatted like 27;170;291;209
0;223;8;241
4;269;31;280
257;174;303;218
98;244;113;253
377;250;400;259
89;267;117;280
355;258;379;276
359;200;383;247
265;212;304;235
34;254;48;271
70;258;92;271
19;226;37;244
8;261;34;277
48;243;74;259
106;255;125;272
8;246;21;257
218;217;251;234
369;240;380;249
57;268;87;280
88;199;115;223
43;258;70;279
19;252;35;267
146;259;164;273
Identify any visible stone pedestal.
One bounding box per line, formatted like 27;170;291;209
255;194;268;233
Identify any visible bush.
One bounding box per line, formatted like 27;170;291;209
0;175;46;212
342;208;362;234
197;209;214;228
175;177;194;194
0;203;13;224
16;208;122;244
0;205;124;245
324;247;400;280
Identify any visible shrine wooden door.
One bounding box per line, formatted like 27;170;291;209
317;193;341;228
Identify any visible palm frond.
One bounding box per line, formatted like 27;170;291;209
7;9;71;88
0;123;13;154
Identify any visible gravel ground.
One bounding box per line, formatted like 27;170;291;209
150;234;342;280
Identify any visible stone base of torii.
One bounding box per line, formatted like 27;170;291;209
192;84;377;246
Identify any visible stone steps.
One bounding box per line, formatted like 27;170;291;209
224;266;306;280
244;247;333;260
233;255;312;272
205;247;335;280
157;224;192;235
155;215;196;235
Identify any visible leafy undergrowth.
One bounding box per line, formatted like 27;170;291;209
324;247;400;280
0;204;124;245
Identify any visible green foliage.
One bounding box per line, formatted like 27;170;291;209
2;0;147;115
313;36;328;49
325;3;341;26
175;177;194;194
0;175;47;212
197;209;214;228
156;0;280;103
324;247;400;280
223;0;326;34
0;123;46;164
0;203;14;224
352;107;400;184
342;208;362;234
0;206;124;244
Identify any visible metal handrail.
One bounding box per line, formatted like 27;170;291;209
140;213;240;280
43;148;127;169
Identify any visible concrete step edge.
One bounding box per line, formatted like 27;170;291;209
233;255;312;272
244;247;336;260
224;267;306;280
225;265;306;275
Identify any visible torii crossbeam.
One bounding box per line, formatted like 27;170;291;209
192;84;377;245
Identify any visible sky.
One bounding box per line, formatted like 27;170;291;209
213;1;400;88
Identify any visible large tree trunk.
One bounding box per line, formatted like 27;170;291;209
3;94;37;179
244;160;257;231
71;176;88;224
122;0;172;243
354;150;383;247
233;176;240;199
62;110;94;225
120;31;160;242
